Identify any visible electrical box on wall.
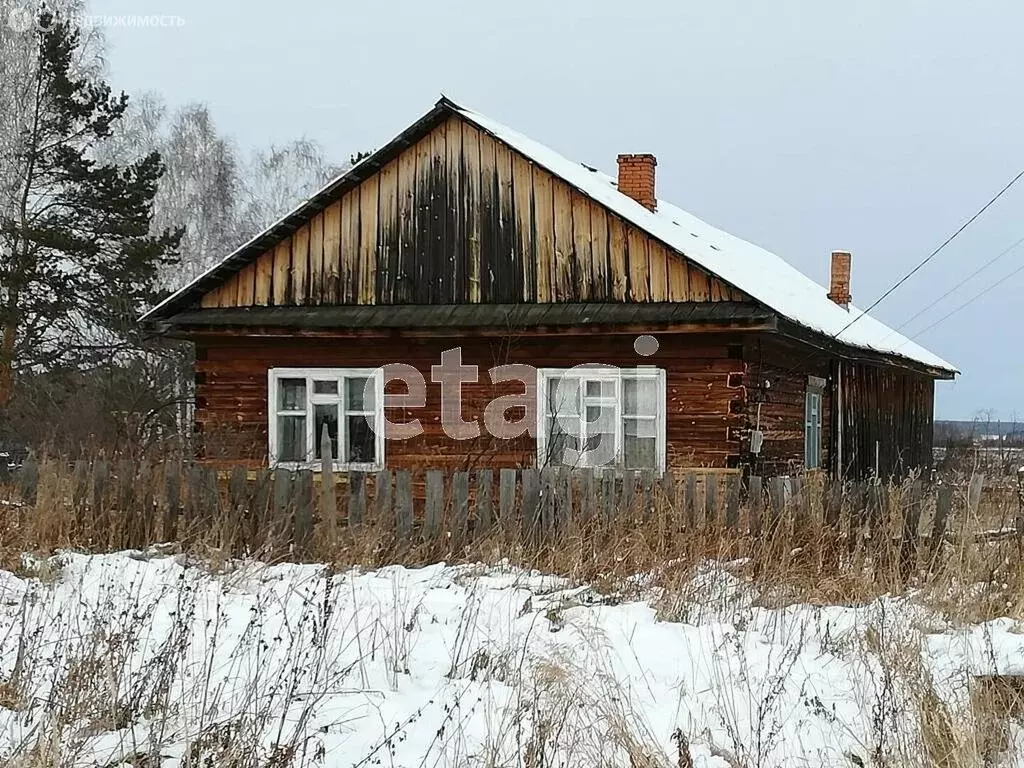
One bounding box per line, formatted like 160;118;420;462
750;430;764;455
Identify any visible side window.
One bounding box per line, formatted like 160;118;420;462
804;377;824;470
269;368;384;469
537;367;666;472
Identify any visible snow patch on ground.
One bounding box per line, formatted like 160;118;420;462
0;552;1021;766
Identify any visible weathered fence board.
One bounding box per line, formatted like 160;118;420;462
293;470;314;558
348;471;366;527
452;471;469;545
601;468;616;522
725;475;740;529
684;472;697;529
931;485;954;558
375;470;393;522
499;468;516;534
580;470;596;523
705;475;718;529
0;461;994;577
521;468;541;541
395;470;413;540
476;469;493;532
320;429;337;542
251;469;271;543
424;470;443;540
748;475;764;538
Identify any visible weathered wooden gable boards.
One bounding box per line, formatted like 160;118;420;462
194;332;746;470
200;116;742;310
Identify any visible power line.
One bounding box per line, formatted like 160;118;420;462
833;166;1024;342
898;259;1024;347
766;165;1024;384
893;232;1024;333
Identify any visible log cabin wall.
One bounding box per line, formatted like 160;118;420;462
742;336;832;477
198;115;744;309
193;331;747;471
836;361;934;479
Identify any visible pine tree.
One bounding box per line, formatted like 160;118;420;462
0;9;181;407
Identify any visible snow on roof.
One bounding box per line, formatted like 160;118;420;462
145;97;954;374
455;104;955;374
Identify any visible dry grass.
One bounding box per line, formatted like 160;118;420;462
1;460;1022;625
2;460;1024;766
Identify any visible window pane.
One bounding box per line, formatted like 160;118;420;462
624;436;657;469
585;379;614;399
277;415;306;462
346;414;376;463
547;377;580;416
314;404;339;460
587;404;616;428
807;392;819;420
346;377;375;411
624;418;657;469
278;378;306;411
583;405;616;467
805;391;821;469
545;417;581;466
313;380;338;396
624;377;658;416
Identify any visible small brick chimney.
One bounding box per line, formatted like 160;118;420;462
827;250;852;308
616;153;657;211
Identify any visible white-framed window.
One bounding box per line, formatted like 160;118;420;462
804;376;824;470
536;366;666;473
268;367;385;470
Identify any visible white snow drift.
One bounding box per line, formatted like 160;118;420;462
0;552;1020;766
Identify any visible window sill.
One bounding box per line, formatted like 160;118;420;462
270;462;384;473
538;464;666;478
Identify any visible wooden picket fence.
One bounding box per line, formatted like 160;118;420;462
0;455;994;575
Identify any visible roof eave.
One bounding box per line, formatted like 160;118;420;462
775;318;957;380
151;301;776;335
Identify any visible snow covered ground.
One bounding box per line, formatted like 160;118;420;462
0;551;1022;767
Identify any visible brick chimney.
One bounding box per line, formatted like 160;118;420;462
616;154;657;211
827;250;852;308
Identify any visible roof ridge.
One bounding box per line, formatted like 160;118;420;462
143;97;955;375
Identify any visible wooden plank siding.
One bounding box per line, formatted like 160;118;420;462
836;360;934;479
201;115;742;310
739;336;932;480
309;212;324;305
742;336;832;478
194;332;747;471
322;201;341;304
375;159;399;305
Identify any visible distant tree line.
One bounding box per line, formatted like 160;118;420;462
934;416;1024;446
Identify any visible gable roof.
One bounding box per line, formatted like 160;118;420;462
143;97;956;375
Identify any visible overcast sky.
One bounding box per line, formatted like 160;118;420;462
92;0;1023;421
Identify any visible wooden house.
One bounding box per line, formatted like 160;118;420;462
142;97;956;479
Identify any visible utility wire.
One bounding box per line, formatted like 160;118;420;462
894;233;1024;333
765;166;1024;385
898;259;1024;347
833;167;1024;342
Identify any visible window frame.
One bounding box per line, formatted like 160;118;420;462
267;367;385;471
536;366;667;474
804;376;825;471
